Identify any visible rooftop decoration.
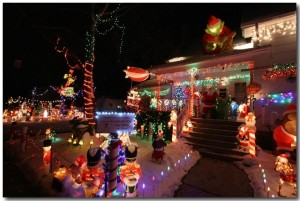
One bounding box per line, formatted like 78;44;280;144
124;66;150;82
262;63;296;80
202;15;236;55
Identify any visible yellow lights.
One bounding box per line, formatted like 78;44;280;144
68;137;73;144
89;139;94;146
167;57;187;63
54;166;68;180
79;139;84;146
233;42;254;50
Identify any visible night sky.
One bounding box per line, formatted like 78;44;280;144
3;3;296;102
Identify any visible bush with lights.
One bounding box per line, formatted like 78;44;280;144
135;110;172;143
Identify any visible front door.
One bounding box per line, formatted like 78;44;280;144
234;82;247;104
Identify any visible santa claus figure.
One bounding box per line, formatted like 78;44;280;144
274;153;296;196
81;148;105;197
43;139;52;174
237;101;249;122
273;104;297;157
203;15;236;55
119;145;142;198
236;112;256;154
201;87;218;118
152;129;167;164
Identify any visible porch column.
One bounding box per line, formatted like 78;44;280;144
187;68;198;117
156;75;162;111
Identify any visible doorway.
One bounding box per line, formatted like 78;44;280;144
234;82;247;104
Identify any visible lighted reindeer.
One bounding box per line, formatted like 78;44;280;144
274;153;297;197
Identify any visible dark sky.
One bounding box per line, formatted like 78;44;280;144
3;3;296;102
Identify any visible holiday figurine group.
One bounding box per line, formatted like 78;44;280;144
152;129;167;164
274;153;297;197
119;144;142;198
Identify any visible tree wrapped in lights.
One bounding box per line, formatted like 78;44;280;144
56;4;126;131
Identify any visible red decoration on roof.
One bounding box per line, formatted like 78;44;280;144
124;66;150;82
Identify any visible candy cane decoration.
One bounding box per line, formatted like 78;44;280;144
237;125;249;150
108;138;121;193
248;128;256;158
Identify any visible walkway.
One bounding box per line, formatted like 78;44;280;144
174;157;254;197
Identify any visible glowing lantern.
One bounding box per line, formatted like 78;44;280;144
246;82;261;95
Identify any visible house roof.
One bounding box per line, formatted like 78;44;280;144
146;45;271;75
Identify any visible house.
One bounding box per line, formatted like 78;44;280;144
134;5;297;132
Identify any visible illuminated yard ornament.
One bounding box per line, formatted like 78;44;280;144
274;153;296;197
152;129;167;164
43;139;52;175
82;148;105;197
126;88;141;111
120;144;142;198
202;15;236;55
237;112;256;157
124;66;149;82
64;69;76;87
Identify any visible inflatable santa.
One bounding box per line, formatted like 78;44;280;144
119;144;142;198
202;15;236;55
273;104;297;156
201;87;218;118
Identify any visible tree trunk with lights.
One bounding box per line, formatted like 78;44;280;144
56;4;125;133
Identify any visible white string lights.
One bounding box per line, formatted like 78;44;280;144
252;18;296;43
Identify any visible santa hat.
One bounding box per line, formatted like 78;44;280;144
276;153;290;164
207;15;222;28
75;155;86;167
125;145;138;161
282;103;296;117
43;139;52;147
87;148;102;167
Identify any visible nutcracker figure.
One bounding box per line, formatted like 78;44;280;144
120;144;142;198
43;139;52;174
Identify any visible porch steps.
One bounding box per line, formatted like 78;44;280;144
181;118;249;162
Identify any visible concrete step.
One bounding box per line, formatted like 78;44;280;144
191;122;241;131
191;118;244;127
191;127;238;136
183;140;248;156
188;131;237;142
181;134;237;149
